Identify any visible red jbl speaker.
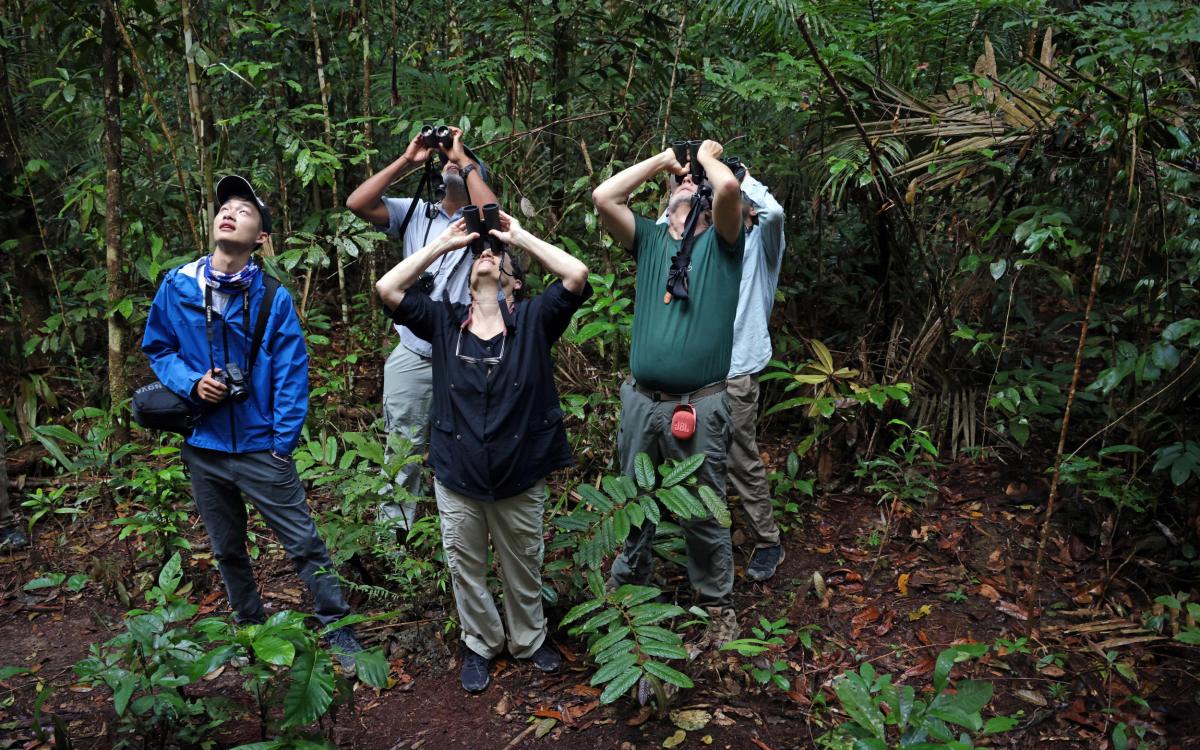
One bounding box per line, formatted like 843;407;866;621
671;403;697;440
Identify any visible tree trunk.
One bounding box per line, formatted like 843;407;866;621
307;0;350;329
181;0;212;238
102;4;128;445
360;0;378;315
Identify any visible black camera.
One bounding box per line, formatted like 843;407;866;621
462;203;503;256
217;362;249;403
418;124;454;151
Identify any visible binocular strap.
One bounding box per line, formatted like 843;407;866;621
664;193;707;305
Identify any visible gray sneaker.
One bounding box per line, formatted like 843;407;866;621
0;526;29;552
746;544;785;582
326;627;364;677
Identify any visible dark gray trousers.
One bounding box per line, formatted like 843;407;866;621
181;445;351;625
609;381;735;608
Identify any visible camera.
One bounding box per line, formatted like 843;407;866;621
217;362;249;403
418;124;454;151
462;203;504;256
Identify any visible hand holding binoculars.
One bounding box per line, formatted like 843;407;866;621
671;139;746;183
462;203;503;256
418;124;455;152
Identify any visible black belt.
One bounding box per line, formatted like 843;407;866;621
627;377;726;403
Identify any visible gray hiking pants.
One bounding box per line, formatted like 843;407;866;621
182;445;351;625
609;381;735;608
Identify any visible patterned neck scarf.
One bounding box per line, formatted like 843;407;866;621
203;254;260;293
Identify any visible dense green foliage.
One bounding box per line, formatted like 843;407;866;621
3;0;1200;742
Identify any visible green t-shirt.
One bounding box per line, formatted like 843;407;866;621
628;214;745;392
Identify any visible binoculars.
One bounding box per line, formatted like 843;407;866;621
418;124;454;151
463;203;503;256
670;140;746;183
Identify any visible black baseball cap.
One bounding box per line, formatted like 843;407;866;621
215;175;272;234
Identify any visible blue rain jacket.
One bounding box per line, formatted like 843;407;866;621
142;259;309;455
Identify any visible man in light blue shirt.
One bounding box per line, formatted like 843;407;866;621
727;172;786;581
347;126;499;534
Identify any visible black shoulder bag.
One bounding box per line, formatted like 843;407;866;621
132;276;280;435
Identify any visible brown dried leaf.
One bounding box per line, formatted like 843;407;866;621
875;611;895;637
900;655;936;681
997;600;1030;621
851;606;881;638
977;583;1001;602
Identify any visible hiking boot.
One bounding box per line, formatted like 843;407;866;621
0;526;29;552
326;626;365;677
460;646;492;693
746;544;785;582
529;641;561;673
699;607;739;651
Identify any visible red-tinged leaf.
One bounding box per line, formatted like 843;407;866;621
850;606;881;638
569;684;601;698
997;599;1029;620
917;630;932;645
786;690;810;706
750;737;775;750
626;705;653;726
901;655;936;680
568;700;599;722
826;569;863;586
533;708;564;720
977;583;1001;602
875;611;895;637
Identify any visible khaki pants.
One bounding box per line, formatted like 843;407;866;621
434;479;547;659
726;374;781;548
381;343;433;529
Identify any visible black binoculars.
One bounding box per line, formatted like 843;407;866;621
418;124;454;151
671;140;746;184
462;203;503;256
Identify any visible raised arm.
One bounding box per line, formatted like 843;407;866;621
741;172;785;265
489;211;589;295
375;219;479;308
346;133;433;226
695;140;742;247
591;149;685;250
444;127;499;208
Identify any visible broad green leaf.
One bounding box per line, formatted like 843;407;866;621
599;665;642;705
661;454;705;488
352;648;390;689
579;484;613;512
252;635;296;666
561;597;605;627
697;485;731;528
589;652;638;686
282;648;334;728
590;626;632;656
634;453;656;491
638;641;689;660
641;659;693;689
933;644;987;692
113;674;135;716
834;672;884;739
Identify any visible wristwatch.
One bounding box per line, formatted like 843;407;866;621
460;163;477;179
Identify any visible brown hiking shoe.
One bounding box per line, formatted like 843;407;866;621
699;607;739;650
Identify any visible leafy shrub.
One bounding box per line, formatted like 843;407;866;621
817;644;1018;749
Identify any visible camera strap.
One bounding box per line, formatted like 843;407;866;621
204;275;279;377
395;158;435;243
664;193;706;304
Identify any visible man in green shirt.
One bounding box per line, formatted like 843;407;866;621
592;140;744;651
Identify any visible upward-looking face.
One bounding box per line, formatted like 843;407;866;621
469;248;522;296
213;197;266;248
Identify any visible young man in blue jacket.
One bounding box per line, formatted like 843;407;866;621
142;175;362;665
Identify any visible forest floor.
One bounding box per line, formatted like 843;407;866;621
1;450;1197;749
